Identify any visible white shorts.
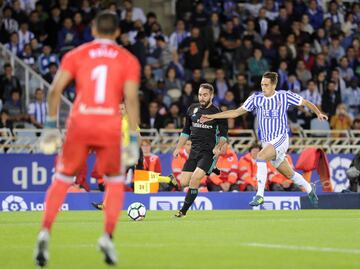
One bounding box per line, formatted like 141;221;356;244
261;133;289;168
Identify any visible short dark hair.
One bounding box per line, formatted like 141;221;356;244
199;83;214;93
262;72;278;85
94;11;119;35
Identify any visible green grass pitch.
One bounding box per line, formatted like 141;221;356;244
1;210;360;269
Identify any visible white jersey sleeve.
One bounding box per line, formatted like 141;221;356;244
286;91;303;106
242;93;256;112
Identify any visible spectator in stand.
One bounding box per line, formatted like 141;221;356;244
322;80;342;117
352;119;360;131
37;45;59;75
300;14;314;35
207;144;238;192
120;10;134;34
219;19;241;77
284;73;302;93
187;69;206;95
5;32;22;55
285;33;297;60
213;68;230;102
0;7;19;43
169;19;189;51
220;91;237;110
277;60;288;90
268;155;300;191
315;71;327;95
328;36;345;62
325;1;344;30
295;59;312;88
3;90;28;128
342;78;360;118
44;5;62;49
306;0;323;30
247;48;269;86
262;37;277;68
57;17;80;53
141;139;161;173
311;53;328;77
166;103;182;129
18;22;35;48
299;79;322;129
0;109;13;130
73;11;92;44
274;45;291;71
164;67;182;100
242;19;262;45
180;82;197;114
230;73;251;104
203;13;221;67
12;0;28;24
330;68;346;99
338;57;354;83
299;42;315;71
312;28;330;54
27;88;47;129
121;0;146;24
256;8;269;38
346;46;359;71
330;103;352;131
43;62;58;84
179;26;209;80
236;36;254;71
20;43;36;66
342;12;357;37
28;10;46;42
0;63;22;102
276;5;292;36
238;143;260;191
190;2;208;29
142;101;165;130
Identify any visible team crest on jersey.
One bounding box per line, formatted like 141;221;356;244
277;100;281;107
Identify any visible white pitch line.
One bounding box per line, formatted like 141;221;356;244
242;242;360;255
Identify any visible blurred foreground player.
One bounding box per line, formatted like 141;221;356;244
34;11;140;267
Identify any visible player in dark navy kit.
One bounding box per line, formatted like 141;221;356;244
173;83;228;217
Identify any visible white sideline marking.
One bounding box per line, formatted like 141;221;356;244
242;242;360;255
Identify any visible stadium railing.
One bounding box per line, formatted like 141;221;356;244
0;43;72;128
1;128;359;154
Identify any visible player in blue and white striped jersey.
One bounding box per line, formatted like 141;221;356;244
200;72;328;207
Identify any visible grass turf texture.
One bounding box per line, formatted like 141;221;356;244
1;210;360;269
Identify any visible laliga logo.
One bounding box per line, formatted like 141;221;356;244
329;157;352;192
2;195;28;211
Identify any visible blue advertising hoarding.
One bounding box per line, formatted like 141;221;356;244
0;192;306;212
0;153;354;192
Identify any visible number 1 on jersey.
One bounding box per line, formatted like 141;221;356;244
91;65;108;104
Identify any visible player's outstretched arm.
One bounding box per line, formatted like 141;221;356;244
301;99;328;121
47;70;73;120
200;106;248;123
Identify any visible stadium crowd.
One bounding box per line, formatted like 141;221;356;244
0;0;359;191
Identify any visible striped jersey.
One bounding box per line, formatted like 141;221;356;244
242;90;303;142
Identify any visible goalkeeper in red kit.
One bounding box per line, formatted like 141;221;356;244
34;11;140;267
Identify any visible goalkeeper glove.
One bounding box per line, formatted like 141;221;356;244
39;116;62;154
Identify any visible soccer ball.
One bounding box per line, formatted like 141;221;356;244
127;202;146;221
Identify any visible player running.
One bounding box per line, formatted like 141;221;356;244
200;72;327;207
173;83;228;217
34;11;140;267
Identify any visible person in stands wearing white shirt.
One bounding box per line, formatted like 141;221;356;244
27;88;47;129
